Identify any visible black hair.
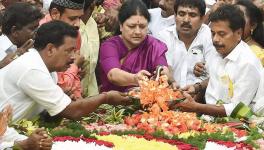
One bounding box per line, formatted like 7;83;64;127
209;4;245;32
34;20;78;50
84;0;95;11
2;2;43;35
174;0;206;16
49;2;66;14
236;0;264;47
118;0;150;24
95;0;104;6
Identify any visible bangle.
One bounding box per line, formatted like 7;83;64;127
101;92;109;104
194;82;202;94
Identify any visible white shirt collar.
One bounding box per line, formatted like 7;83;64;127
224;40;245;62
166;24;208;42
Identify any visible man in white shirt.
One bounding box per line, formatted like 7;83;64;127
0;3;42;69
158;0;214;88
0;21;130;123
176;5;262;117
148;0;175;38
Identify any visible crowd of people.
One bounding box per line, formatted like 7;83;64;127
0;0;263;149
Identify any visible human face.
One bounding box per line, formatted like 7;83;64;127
120;15;148;50
52;36;76;72
15;19;39;47
176;6;203;38
158;0;175;17
210;20;242;58
51;8;84;29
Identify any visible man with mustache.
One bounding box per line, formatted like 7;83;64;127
176;5;262;117
0;3;42;69
157;0;215;89
40;0;86;100
148;0;175;38
0;21;130;124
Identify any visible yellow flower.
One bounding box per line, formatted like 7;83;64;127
96;134;178;150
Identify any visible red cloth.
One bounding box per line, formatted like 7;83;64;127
57;32;82;100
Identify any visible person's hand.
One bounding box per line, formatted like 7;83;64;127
63;86;78;101
105;91;131;106
16;128;52;150
94;12;108;28
175;92;198;112
0;105;12;136
160;66;170;77
0;52;17;68
104;8;119;32
181;85;196;95
134;70;151;84
193;62;206;77
160;66;178;89
16;39;34;56
169;81;179;90
79;66;87;80
74;52;85;68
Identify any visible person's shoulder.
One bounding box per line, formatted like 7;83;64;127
237;42;262;67
148;8;161;15
198;24;211;36
146;35;167;51
100;36;123;55
101;36;121;45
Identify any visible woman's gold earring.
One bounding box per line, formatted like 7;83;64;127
251;29;254;35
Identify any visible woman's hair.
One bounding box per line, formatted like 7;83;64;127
118;0;150;24
236;0;264;47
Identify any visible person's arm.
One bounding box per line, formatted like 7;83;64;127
0;53;16;69
100;40;150;87
107;68;151;86
58;91;129;120
176;92;226;117
194;103;226;117
58;93;107;120
19;69;130;121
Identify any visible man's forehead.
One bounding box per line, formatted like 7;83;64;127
177;6;200;13
210;20;231;31
63;8;84;16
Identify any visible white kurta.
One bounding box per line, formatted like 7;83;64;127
0;49;71;122
205;41;263;116
0;34;17;61
148;8;175;38
157;24;215;87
